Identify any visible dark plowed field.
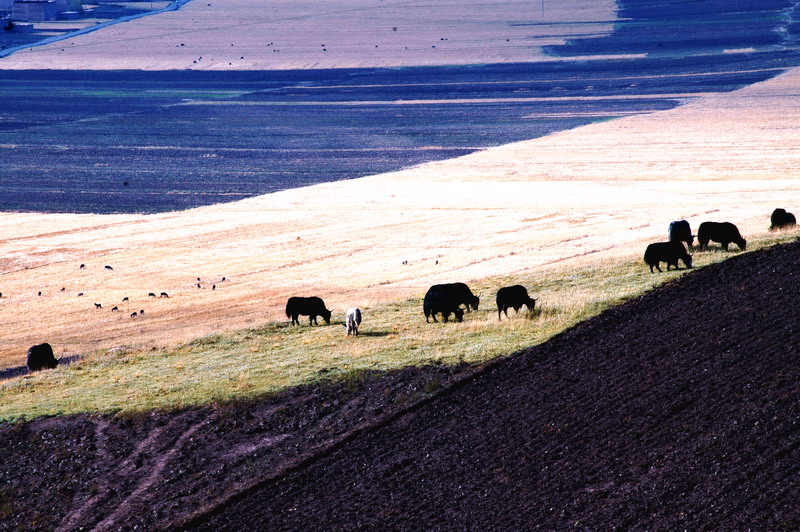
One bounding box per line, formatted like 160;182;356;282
2;241;799;530
192;241;800;530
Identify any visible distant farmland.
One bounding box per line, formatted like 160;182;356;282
0;51;793;214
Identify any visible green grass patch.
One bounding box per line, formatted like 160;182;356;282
1;232;796;421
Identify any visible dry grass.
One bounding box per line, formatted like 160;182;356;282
1;65;799;370
1;31;799;421
1;230;796;421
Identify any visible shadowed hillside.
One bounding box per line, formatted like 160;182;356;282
2;240;799;530
189;240;800;530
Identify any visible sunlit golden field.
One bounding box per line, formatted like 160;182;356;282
1;66;799;370
2;229;797;421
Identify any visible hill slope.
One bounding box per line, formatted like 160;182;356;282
2;241;799;530
191;240;800;530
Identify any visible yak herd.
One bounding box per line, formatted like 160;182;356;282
644;208;794;273
283;281;536;334
20;209;796;373
287;209;795;336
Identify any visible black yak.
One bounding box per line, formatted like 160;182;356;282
286;296;332;326
668;220;694;250
644;241;693;273
26;343;59;372
423;290;466;323
697;222;746;251
496;285;537;320
770;208;796;231
427;282;479;311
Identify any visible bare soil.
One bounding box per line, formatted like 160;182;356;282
2;239;798;530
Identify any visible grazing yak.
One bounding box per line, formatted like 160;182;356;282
344;307;362;336
644;241;693;273
668;220;694;250
286;296;332;326
770;208;796;231
496;285;536;320
26;343;59;372
697;221;746;251
428;282;479;311
423;289;466;323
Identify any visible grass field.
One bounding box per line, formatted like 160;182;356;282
2;230;795;422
